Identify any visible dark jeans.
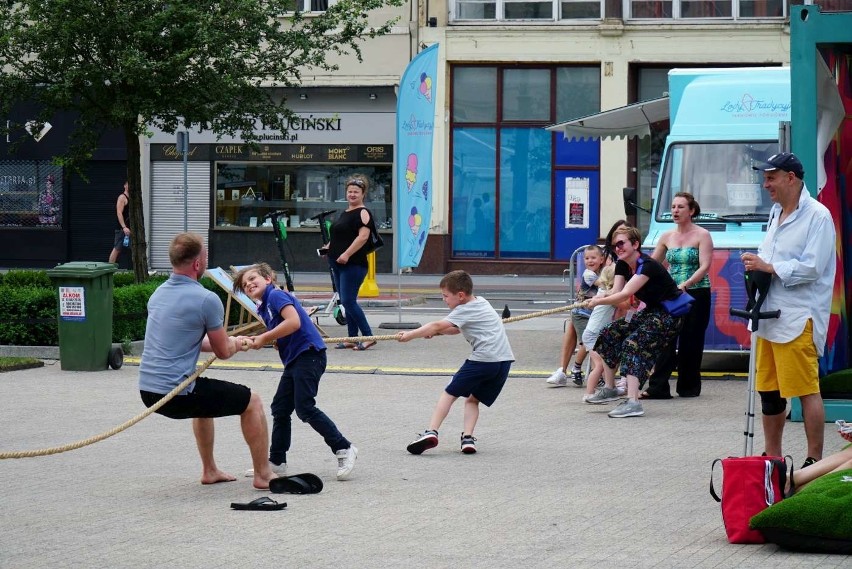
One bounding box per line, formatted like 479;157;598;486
646;287;712;397
330;260;372;338
269;348;349;464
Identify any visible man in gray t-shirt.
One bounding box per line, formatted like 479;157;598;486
138;233;276;490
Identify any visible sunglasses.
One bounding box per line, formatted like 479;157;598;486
611;239;630;250
346;179;366;189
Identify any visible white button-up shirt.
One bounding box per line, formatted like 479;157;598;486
755;185;836;356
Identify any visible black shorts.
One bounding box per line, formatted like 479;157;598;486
445;359;512;407
113;230;128;250
140;376;251;419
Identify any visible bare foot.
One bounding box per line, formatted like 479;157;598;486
253;471;276;490
200;469;237;485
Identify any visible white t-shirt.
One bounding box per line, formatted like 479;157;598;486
445;295;515;362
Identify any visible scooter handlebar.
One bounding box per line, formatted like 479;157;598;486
309;209;337;221
262;210;288;221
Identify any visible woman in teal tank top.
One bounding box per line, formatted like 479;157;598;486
643;192;714;399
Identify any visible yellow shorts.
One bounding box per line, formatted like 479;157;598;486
755;319;820;398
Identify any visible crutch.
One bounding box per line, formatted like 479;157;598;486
729;270;780;456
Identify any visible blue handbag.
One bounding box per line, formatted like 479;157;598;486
661;291;695;317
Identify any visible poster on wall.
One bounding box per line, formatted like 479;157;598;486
565;177;590;229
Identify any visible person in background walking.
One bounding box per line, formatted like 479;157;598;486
108;181;130;264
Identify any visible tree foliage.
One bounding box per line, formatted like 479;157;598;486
0;0;402;281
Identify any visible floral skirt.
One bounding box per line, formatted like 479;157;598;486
594;306;682;382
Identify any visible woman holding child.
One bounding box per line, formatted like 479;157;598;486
585;225;686;418
643;192;714;399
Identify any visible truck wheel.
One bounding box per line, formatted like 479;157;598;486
109;346;124;370
334;305;347;326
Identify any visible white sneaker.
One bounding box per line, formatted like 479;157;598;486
244;461;287;478
546;368;569;387
336;445;358;480
615;377;627;396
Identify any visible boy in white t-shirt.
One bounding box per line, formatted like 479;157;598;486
398;270;515;455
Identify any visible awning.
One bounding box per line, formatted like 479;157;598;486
546;97;669;141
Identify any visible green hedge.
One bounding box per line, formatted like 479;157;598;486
0;271;240;346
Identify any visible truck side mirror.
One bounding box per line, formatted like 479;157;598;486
623;187;637;218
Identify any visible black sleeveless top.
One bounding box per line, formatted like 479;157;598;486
116;192;129;230
328;207;373;267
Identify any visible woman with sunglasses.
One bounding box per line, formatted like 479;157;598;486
643;192;713;399
584;225;684;418
323;174;378;350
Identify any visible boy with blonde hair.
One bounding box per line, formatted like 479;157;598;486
399;270;515;454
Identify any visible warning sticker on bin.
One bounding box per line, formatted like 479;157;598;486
59;287;86;321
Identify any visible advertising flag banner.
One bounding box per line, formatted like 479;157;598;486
396;43;438;268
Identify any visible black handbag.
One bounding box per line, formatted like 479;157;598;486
363;217;384;253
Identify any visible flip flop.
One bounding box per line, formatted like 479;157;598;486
352;340;377;351
269;472;324;495
230;497;287;511
335;342;355;349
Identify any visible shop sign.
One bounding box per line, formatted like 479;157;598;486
59;286;85;321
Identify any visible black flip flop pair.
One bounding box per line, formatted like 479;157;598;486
269;472;324;495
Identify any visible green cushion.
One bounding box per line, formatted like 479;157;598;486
750;468;852;553
821;368;852;398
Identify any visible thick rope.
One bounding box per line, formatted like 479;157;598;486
0;300;586;459
322;301;585;345
0;354;217;459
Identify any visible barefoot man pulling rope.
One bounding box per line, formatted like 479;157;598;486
137;232;276;490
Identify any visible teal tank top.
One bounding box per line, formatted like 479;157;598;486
665;247;710;289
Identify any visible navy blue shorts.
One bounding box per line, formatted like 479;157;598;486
140;376;251;419
445;359;512;407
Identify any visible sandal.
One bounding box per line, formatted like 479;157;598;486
335;342;355;349
352;340;377;351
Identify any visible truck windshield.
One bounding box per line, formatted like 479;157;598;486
656;141;777;222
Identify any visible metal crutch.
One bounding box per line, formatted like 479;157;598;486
729;270;780;456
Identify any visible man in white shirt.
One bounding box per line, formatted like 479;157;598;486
741;152;836;467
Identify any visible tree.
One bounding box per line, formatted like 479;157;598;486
0;0;402;281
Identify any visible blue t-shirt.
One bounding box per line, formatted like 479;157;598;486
139;274;224;395
257;284;326;366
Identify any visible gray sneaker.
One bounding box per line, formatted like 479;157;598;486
608;399;645;418
584;387;621;404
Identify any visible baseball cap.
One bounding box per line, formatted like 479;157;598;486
752;152;804;180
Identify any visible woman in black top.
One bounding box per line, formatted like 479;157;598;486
585;226;684;418
324;175;377;350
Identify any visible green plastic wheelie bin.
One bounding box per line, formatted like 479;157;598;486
46;262;123;371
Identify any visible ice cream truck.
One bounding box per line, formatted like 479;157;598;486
644;67;791;353
550;60;846;369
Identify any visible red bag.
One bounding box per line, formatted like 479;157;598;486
709;456;793;544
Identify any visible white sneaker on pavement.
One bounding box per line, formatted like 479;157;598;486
546;368;569;387
336;445;358;480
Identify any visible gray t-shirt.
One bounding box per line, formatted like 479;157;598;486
138;274;224;394
445;295;515;363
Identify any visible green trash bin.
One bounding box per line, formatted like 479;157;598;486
46;262;120;371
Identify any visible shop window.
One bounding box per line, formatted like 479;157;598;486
453;67;498;122
214;163;392;230
0;161;63;229
450;64;600;261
